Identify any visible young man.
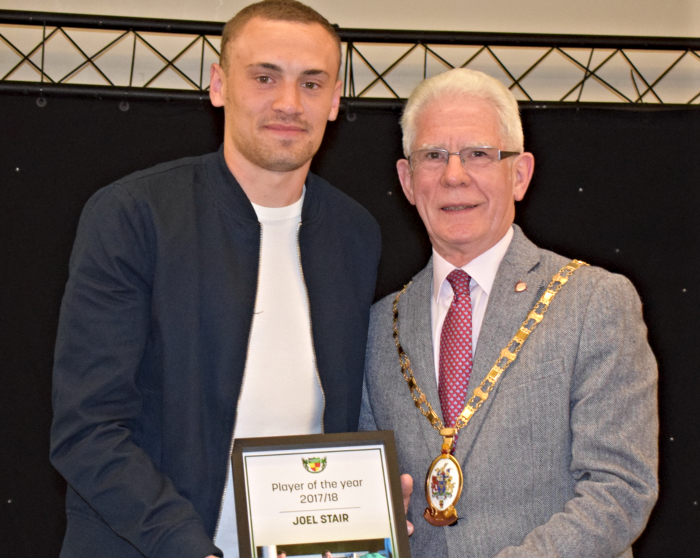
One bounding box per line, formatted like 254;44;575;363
360;68;658;557
50;2;380;557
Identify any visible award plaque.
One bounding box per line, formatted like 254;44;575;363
231;431;411;558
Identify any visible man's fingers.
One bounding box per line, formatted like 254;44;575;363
401;474;413;510
400;474;414;535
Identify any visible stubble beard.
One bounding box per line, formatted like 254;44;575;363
233;126;318;173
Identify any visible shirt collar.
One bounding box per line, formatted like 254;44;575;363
432;226;514;302
251;185;305;221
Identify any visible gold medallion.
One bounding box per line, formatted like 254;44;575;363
423;448;463;527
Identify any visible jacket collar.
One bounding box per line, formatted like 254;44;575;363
204;145;322;224
453;224;546;465
397;259;446;457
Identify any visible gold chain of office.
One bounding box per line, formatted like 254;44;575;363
392;259;588;434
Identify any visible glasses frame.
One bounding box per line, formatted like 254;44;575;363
408;146;520;172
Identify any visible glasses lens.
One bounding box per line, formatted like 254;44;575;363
460;147;499;167
411;149;448;171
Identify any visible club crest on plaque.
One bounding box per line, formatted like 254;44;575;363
302;456;327;473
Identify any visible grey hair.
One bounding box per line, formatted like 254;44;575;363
400;68;524;156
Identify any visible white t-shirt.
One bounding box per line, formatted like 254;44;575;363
215;192;323;555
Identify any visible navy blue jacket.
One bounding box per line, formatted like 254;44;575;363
50;149;381;558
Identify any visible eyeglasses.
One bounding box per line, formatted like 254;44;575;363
408;147;520;172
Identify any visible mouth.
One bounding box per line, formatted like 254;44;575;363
442;204;478;211
263;122;309;134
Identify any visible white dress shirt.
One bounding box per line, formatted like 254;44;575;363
431;226;514;381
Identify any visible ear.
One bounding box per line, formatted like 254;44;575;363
512;151;535;201
209;63;226;108
327;80;343;122
397;158;416;205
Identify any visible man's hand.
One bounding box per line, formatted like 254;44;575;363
401;474;414;536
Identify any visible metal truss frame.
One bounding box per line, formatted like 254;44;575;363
2;9;700;106
341;30;700;105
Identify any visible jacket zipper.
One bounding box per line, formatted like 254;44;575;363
213;223;263;541
296;221;326;434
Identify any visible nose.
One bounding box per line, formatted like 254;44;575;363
442;152;471;187
272;80;303;116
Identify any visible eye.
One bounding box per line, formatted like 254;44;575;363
256;75;272;84
424;150;445;161
469;149;488;158
301;81;321;90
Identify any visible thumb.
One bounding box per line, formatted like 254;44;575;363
400;474;414;535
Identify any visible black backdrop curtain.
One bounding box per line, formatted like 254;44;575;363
1;92;698;556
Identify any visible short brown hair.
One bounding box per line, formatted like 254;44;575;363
219;0;341;72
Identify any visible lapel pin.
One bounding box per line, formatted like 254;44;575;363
515;281;527;292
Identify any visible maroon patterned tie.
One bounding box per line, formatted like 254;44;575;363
438;269;474;430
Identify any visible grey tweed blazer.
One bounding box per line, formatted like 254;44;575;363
359;226;658;558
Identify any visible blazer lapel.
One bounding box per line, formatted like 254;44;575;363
453;226;546;465
397;259;446;457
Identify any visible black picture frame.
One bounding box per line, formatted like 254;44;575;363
231;431;412;558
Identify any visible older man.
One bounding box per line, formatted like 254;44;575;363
359;68;658;557
50;2;380;558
